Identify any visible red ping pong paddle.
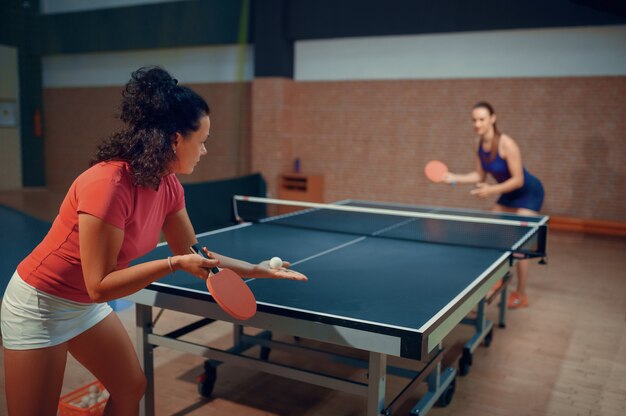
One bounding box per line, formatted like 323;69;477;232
190;244;257;320
424;160;449;183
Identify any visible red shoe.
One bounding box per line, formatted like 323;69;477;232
507;291;528;309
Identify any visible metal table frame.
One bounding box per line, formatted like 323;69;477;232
130;254;516;415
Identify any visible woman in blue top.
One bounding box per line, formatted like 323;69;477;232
444;102;544;308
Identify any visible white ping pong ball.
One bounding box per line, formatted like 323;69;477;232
269;257;283;269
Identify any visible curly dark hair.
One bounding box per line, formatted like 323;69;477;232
91;66;210;188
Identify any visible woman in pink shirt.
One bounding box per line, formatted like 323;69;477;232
1;66;307;416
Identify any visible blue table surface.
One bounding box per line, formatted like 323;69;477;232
137;200;546;333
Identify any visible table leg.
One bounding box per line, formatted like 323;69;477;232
367;352;387;416
409;346;456;414
499;274;509;328
136;304;155;416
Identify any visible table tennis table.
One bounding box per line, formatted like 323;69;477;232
125;197;548;416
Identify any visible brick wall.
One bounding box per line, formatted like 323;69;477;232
43;82;250;192
42;76;625;222
251;77;626;222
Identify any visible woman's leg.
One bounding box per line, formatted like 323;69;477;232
512;207;540;298
68;312;146;416
516;258;529;295
4;343;68;415
491;205;539;307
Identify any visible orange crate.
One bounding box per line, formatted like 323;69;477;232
58;380;109;416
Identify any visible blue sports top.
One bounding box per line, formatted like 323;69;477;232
478;142;545;211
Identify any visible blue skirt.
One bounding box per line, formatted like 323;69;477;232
497;172;544;212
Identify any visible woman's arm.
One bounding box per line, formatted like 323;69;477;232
497;135;525;192
206;251;307;281
161;208;308;281
79;212;216;303
444;154;486;185
161;207;198;256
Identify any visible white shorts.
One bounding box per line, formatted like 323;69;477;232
1;271;113;350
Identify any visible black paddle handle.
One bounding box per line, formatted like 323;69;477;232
190;243;221;274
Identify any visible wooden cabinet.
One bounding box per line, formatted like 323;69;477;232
277;173;324;213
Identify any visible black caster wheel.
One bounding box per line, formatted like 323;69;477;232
459;349;473;376
436;376;456;407
260;346;271;360
484;329;494;347
260;332;272;360
197;362;217;398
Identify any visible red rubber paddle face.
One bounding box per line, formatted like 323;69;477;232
205;268;257;320
190;244;257;320
424;160;448;183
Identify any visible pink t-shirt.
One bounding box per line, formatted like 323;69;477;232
17;161;185;303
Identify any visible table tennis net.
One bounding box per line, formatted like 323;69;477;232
233;196;547;255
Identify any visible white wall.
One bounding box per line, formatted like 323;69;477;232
295;25;626;81
43;45;254;88
0;45;22;190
